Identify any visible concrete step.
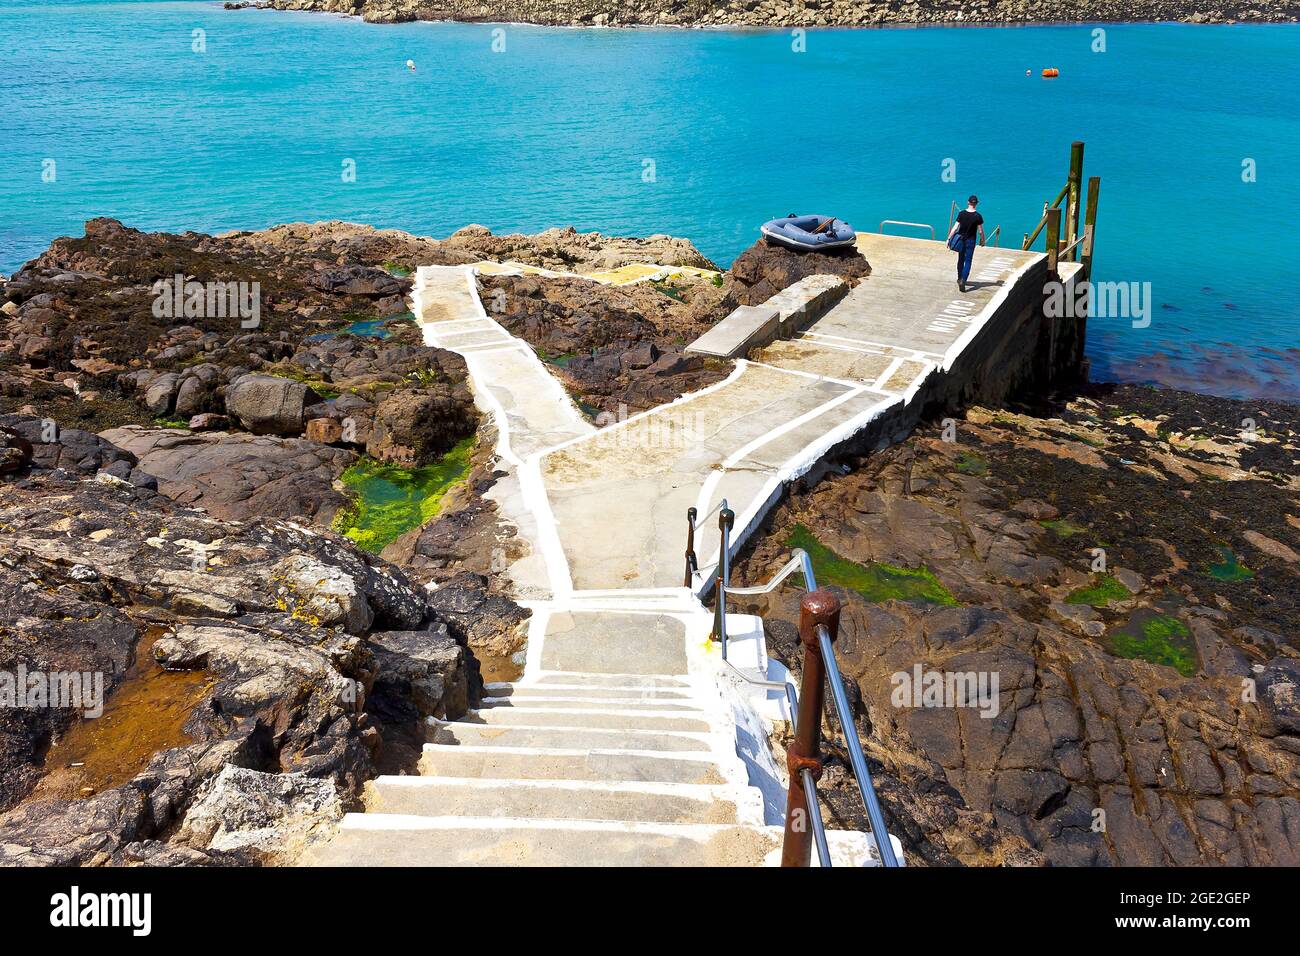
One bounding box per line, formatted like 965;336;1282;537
419;745;733;785
365;777;744;825
481;695;707;713
305;816;895;867
487;682;695;701
531;673;691;689
461;707;713;733
429;721;720;753
306;816;783;866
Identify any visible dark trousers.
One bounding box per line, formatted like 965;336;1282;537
956;236;976;284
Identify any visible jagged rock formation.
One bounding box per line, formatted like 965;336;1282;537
0;470;474;865
479;271;733;416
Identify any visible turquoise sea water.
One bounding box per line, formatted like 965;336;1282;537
3;3;1298;398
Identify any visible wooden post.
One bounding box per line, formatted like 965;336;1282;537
1045;207;1061;279
1081;176;1100;279
1066;141;1084;259
781;590;841;867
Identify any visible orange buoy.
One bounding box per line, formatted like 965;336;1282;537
1042;68;1060;78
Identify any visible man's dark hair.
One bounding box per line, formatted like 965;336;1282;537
968;195;979;206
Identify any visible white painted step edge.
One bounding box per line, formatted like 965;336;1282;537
485;682;701;696
428;721;734;757
333;814;903;866
466;706;716;720
366;777;767;827
480;695;710;710
430;719;724;743
420;743;753;787
521;671;695;682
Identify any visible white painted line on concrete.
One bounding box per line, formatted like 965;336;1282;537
529;360;749;461
517;457;573;600
376;775;736;799
939;252;1042;372
452;343;531;356
792;336;886;356
744;360;862;390
421;743;720;760
467;705;714;719
481;696;706;709
338;814;758;838
871;356;906;391
692;384;868;534
805;330;945;361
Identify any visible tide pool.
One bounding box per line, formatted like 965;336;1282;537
3;3;1297;398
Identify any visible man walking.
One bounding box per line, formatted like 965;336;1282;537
948;195;985;293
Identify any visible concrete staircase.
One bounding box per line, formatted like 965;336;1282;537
306;609;891;867
307;675;781;866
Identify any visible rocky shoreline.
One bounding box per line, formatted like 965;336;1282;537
0;217;719;864
2;217;1295;866
736;383;1299;866
223;0;1300;27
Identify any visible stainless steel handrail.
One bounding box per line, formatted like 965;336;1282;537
879;220;936;240
706;533;826;864
1057;233;1086;260
720;659;799;724
803;768;831;866
980;224;1002;248
704;512;896;867
725;548;815;597
691;498;727;530
816;621;899;867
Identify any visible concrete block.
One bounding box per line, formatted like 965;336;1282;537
685;305;780;358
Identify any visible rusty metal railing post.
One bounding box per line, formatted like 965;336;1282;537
781;589;841;867
710;506;734;649
683;507;698;588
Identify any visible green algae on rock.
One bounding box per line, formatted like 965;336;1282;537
1065;573;1133;607
334;437;474;552
787;524;958;607
1108;610;1197;677
1040;518;1087;539
1207;546;1254;582
954;451;988;476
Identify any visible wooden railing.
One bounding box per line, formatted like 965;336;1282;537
1022;141;1101;278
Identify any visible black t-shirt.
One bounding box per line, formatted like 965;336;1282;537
956;209;983;239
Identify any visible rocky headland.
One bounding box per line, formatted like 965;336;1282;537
224;0;1300;27
2;216;1295;866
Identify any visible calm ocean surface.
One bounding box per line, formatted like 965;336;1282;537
3;3;1297;398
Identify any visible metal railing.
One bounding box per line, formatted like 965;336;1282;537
878;219;935;240
689;504;899;868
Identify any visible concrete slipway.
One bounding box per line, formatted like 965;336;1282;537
305;233;1081;867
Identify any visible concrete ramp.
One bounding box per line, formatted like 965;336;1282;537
311;232;1065;868
413;265;593;465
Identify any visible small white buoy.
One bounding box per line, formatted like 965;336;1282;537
406;58;416;72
